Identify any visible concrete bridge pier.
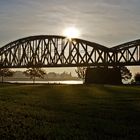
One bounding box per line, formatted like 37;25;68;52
85;67;122;84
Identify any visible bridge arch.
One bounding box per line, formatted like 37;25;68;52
0;35;140;68
0;35;109;68
111;39;140;66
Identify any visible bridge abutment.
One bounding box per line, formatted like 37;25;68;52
85;67;122;84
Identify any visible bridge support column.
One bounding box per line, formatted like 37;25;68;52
85;67;122;85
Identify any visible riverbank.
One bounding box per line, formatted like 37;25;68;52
0;84;140;139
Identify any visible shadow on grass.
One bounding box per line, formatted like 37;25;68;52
0;84;140;139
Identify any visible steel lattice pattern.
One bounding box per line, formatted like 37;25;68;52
0;35;140;68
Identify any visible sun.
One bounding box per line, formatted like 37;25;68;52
63;27;80;39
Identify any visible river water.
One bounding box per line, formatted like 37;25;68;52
7;80;83;84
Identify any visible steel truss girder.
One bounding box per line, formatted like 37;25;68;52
0;35;140;68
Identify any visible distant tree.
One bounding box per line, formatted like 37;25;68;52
120;66;132;81
134;73;140;83
0;68;14;83
75;67;87;80
130;79;135;85
23;68;46;84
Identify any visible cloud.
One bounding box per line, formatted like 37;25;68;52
0;0;140;47
1;0;140;75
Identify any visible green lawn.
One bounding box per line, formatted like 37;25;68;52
0;84;140;140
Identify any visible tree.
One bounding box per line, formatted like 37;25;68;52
120;66;132;81
0;68;14;83
134;73;140;83
23;68;46;84
75;67;87;80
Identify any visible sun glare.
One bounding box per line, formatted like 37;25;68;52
63;27;80;39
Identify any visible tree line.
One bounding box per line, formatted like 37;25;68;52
0;66;140;84
0;68;46;84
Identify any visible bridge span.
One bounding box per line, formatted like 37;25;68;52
0;35;140;68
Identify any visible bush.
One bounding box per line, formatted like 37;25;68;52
134;73;140;83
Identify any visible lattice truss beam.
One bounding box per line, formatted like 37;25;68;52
0;35;140;68
111;40;140;66
0;36;109;68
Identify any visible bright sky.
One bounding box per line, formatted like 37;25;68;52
0;0;140;76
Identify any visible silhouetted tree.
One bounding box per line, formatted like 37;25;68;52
23;68;46;84
0;68;14;83
134;73;140;83
120;66;132;81
130;79;135;84
75;67;87;80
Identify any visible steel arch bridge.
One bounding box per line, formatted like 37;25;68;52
0;35;140;68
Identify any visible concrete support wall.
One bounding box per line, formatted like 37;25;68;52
85;67;122;84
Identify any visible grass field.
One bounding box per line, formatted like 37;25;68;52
0;84;140;140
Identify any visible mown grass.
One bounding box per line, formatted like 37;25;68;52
0;84;140;140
